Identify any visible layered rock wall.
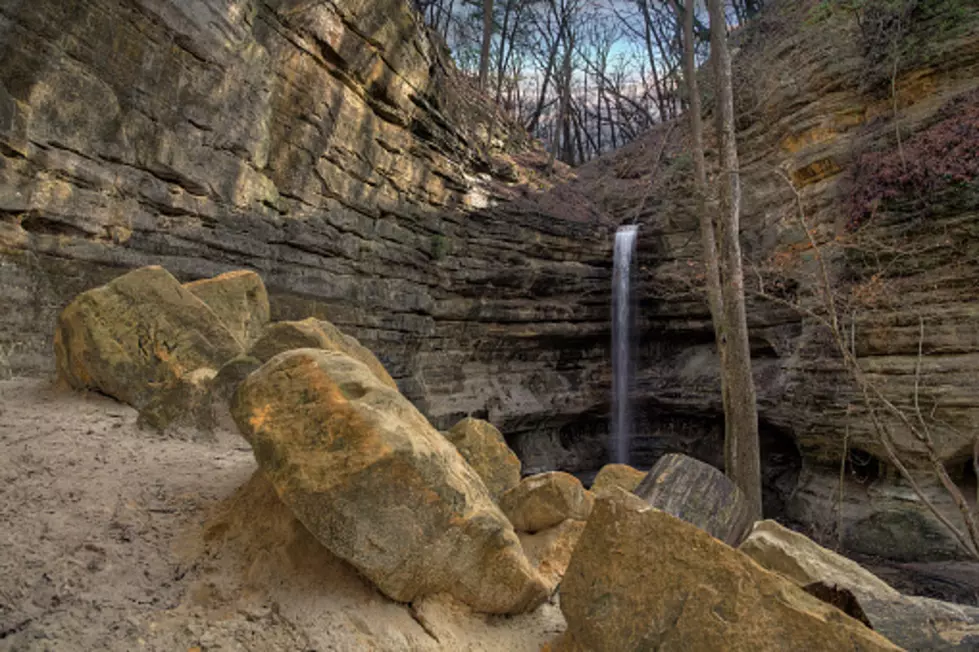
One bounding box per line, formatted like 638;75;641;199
0;0;612;440
576;0;979;557
4;0;978;562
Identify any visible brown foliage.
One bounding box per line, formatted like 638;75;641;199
847;90;979;231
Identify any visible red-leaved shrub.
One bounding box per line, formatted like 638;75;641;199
847;91;979;231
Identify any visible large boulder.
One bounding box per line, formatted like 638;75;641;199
231;348;548;614
54;266;243;408
247;318;397;389
556;489;899;652
741;519;979;651
183;270;270;349
590;463;645;494
445;417;521;501
634;453;754;546
499;472;594;533
739;520;900;598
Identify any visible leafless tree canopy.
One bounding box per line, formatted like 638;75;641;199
414;0;765;165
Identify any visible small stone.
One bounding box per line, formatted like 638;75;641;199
444;417;521;501
590;463;645;494
499;472;593;533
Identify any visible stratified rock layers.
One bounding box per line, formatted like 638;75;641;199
0;0;612;444
3;0;979;561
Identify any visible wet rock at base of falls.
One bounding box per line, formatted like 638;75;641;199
54;266;243;409
741;519;979;650
444;417;521;501
231;348;548;614
554;489;900;652
499;472;594;534
247;318;397;390
183;270;270;349
634;453;754;546
791;467;977;563
590;463;645;494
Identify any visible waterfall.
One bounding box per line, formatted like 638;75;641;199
611;224;638;465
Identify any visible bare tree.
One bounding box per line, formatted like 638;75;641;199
707;0;762;520
479;0;494;88
666;0;762;517
751;168;979;559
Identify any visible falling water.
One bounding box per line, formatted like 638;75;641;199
611;224;638;465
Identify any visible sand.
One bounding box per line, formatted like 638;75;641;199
0;378;565;651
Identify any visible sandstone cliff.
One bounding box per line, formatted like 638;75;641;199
3;0;978;562
0;0;612;446
575;0;979;559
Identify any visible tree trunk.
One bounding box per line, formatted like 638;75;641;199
478;0;493;89
638;0;667;121
549;32;573;172
669;0;731;493
525;5;563;134
708;0;762;520
494;0;515;104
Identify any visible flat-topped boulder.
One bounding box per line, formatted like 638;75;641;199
183;270;270;349
54;266;243;409
634;453;754;546
231;348;548;614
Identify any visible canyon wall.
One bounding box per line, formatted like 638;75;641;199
2;0;978;561
582;1;979;559
0;0;612;447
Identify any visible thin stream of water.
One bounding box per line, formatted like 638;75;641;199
611;225;638;465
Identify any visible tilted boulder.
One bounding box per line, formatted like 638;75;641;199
183;270;270;349
54;266;242;408
499;472;594;533
634;453;754;546
231;348;548;614
248;318;397;389
590;463;645;494
741;519;979;651
445;417;521;501
739;520;900;598
556;489;900;652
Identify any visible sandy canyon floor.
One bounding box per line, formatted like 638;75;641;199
0;378;565;651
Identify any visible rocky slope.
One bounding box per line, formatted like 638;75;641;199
0;0;612;444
